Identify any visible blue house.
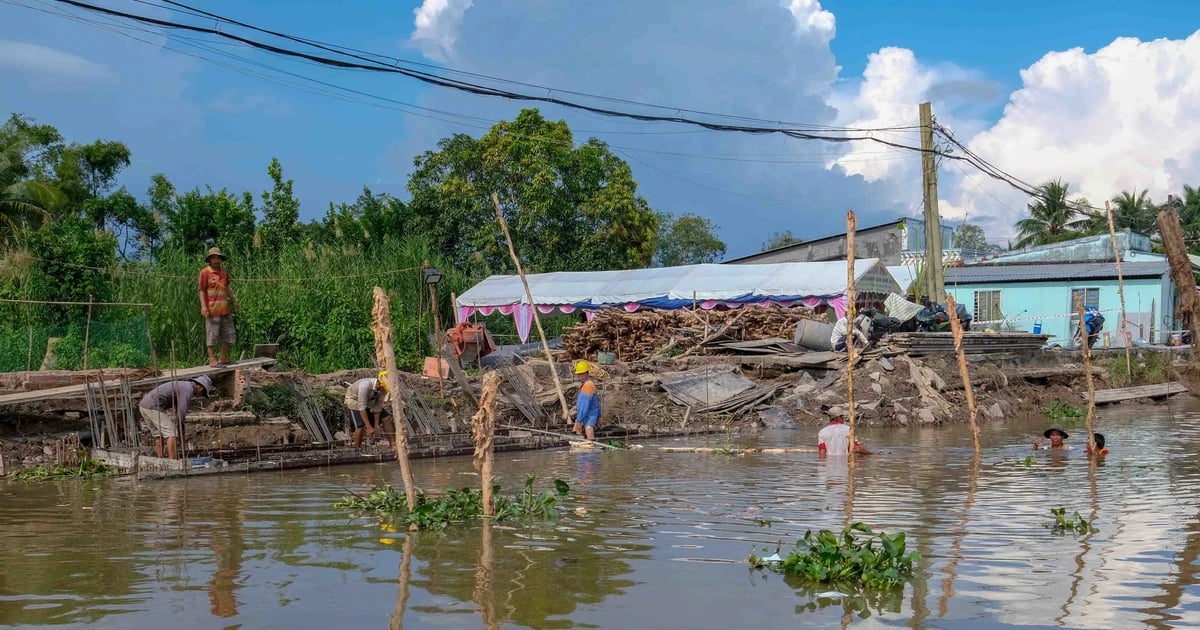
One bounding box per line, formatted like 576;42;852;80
943;231;1185;347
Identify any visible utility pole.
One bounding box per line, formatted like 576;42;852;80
920;101;945;302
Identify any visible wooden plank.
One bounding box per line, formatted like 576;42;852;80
0;358;277;406
1093;382;1188;405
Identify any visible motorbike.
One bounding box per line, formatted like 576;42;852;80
914;302;972;332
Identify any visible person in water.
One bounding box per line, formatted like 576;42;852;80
817;415;873;456
1086;432;1109;456
1034;426;1070;450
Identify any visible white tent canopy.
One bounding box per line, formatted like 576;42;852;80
455;260;900;342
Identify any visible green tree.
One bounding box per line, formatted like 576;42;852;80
952;223;992;251
762;230;803;251
23;214;119;310
654;212;726;266
406;108;658;274
314;187;411;253
258;157;301;253
0;116;64;239
1014;180;1089;248
154;174;257;258
50;139;132;209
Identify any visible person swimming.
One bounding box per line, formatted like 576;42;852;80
1034;426;1070;451
1087;432;1109;456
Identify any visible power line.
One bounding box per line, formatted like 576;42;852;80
43;0;948;155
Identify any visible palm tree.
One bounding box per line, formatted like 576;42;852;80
1172;184;1200;247
0;134;61;240
1014;180;1088;248
1109;189;1156;234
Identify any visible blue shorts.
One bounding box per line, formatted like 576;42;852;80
834;336;847;352
577;415;599;428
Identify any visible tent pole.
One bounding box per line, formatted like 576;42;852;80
491;193;572;425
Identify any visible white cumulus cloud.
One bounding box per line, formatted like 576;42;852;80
409;0;474;62
826;30;1200;242
955;31;1200;237
0;40;114;82
784;0;835;44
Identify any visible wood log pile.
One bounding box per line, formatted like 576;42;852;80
562;306;822;361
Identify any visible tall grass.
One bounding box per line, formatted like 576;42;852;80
107;235;468;373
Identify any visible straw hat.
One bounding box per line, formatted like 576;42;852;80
1043;425;1069;439
205;247;227;262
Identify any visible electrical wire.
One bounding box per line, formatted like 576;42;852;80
41;0;948;156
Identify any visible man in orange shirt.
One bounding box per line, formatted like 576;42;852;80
198;247;239;367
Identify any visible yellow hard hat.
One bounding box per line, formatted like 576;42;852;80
377;370;390;391
574;361;590;375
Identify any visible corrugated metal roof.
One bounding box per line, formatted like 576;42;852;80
945;261;1168;284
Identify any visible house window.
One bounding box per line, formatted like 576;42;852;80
974;290;1002;323
1069;287;1100;335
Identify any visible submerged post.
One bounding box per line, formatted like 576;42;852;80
845;211;859;460
372;286;418;510
491;192;572;425
1075;294;1098;449
1105;202;1133;376
946;294;981;453
472;371;501;516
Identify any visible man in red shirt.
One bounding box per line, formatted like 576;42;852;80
198;247;239;366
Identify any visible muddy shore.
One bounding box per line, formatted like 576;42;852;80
0;349;1191;476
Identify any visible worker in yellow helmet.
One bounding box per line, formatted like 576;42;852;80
573;360;602;441
343;370;395;449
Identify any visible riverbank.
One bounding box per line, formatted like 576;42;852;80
0;347;1191;478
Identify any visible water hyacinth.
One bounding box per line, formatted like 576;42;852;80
749;522;921;589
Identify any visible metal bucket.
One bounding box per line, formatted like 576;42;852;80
794;319;834;351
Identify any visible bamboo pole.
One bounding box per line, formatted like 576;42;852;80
1105;202;1133;376
388;534;414;630
372;286;418;510
945;294;981;453
498;423;622;450
1156;209;1200;360
472;371;501;517
491;193;571;425
83;295;93;371
1075;294;1098;450
845;211;858;462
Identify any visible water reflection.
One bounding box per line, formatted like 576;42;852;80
2;405;1200;628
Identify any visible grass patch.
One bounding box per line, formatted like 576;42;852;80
749;522;920;589
1046;507;1097;535
14;459;116;481
1044;401;1085;426
1099;351;1172;388
334;475;570;529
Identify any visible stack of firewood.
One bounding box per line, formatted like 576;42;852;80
562;306;821;361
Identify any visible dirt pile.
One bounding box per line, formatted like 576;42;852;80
562;306;822;361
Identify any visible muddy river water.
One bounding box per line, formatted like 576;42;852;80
3;401;1200;629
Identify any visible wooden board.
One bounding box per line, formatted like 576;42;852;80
1092;382;1188;405
0;358;277;406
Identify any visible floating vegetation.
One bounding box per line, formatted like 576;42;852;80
1044;401;1085;424
601;438;629;449
749;523;920;588
1046;507;1098;535
334;475;570;530
14;459;116;481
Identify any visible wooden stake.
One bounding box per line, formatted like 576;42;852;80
1075;294;1098;450
946;294;981;453
474;521;500;630
845;211;859;462
372;286;418;510
1156;209;1200;360
472;371;501;516
1105;202;1133;376
491;193;572;425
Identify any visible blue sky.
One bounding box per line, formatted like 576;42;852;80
2;0;1199;258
